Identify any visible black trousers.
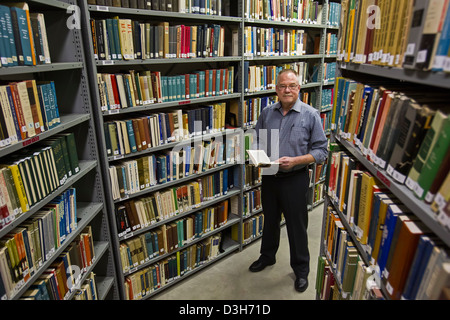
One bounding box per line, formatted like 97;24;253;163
259;168;310;279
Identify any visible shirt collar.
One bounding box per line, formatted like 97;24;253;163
276;99;302;114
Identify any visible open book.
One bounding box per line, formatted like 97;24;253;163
247;150;277;167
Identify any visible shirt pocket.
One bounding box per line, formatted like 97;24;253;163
289;126;310;145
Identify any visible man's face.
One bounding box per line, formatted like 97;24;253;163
275;72;300;106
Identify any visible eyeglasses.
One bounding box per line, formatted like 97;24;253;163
277;84;299;90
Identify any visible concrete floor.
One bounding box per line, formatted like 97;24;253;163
152;204;324;300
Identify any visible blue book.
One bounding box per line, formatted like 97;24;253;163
432;6;450;71
9;6;33;66
402;235;437;299
49;82;60;127
376;204;409;275
5;85;22;139
0;6;17;66
0;7;12;67
125;120;137;153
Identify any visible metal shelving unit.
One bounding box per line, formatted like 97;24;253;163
0;0;118;300
77;0;335;299
318;2;450;298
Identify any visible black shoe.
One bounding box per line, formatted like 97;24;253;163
294;278;308;292
249;258;275;272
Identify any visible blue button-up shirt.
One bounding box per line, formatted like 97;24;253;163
253;99;328;172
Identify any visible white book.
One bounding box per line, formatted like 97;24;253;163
246;150;276;167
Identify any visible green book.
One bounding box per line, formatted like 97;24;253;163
414;117;450;200
406;110;448;191
56;133;80;175
40;138;67;186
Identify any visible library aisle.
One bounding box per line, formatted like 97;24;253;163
153;204;324;300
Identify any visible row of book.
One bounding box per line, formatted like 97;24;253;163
321;87;333;109
243;61;312;93
89;0;230;16
120;199;229;272
326;1;341;28
325;32;338;56
338;0;450;72
313;182;324;204
0;3;51;68
244;0;323;24
22;227;96;300
243;27;309;57
243;163;262;188
232;212;264;244
242;187;262;218
108;136;239;200
323;196;450;300
97;67;235;111
332;78;450;222
124;233;222;299
92;18;228;61
22;272;99;300
316;243;383;300
104;104;228;157
0;217;95;300
312;61;336;82
115;168;236;236
0;133;80;229
320;110;332;133
231;96;277;129
0;80;60;148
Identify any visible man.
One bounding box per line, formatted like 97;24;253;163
248;68;328;293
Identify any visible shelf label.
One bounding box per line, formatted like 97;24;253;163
22;135;40;147
96;5;109;11
376;170;391;188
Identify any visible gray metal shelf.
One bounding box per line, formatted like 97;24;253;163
102;93;241;117
97;56;242;67
10;202;103;299
338;61;450;89
0;114;90;158
79;0;336;300
244;18;326;29
0;62;83;76
0;160;98;239
88;4;242;23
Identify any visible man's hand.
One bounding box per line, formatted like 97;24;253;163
277;156;297;170
277;154;316;170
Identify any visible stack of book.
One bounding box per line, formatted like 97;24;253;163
0;80;60;148
326;148;450;300
332;78;450;226
232;212;264;244
97;67;234;111
119;199;229;272
115;168;235;236
337;0;450;72
103;103;229;157
124;233;222;299
243;27;309;57
108;138;238;200
0;133;79;229
91;18;228;61
0;3;51;67
244;0;324;23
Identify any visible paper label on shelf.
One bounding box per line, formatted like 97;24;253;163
416;50;427;63
406;43;415;56
96;5;109;11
